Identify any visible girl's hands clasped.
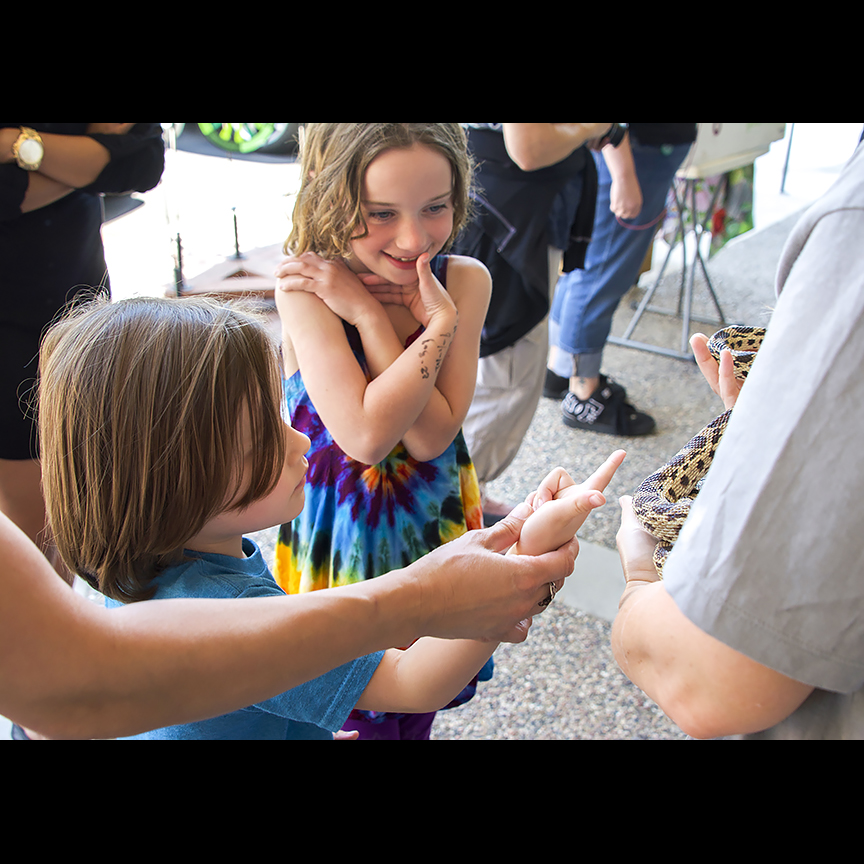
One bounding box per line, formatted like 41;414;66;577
276;252;458;334
276;252;383;328
363;253;458;331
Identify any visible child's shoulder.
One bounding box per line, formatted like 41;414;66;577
439;254;491;298
442;253;490;279
152;541;283;602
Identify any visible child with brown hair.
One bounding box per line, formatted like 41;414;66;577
38;295;621;739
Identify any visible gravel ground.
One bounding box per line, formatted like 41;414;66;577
250;523;687;740
430;604;688;740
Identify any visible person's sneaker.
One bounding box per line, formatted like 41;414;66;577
544;370;628;401
543;369;570;399
561;381;655;436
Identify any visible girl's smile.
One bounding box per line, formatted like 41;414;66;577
382;252;424;271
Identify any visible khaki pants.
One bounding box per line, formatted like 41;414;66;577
463;248;562;493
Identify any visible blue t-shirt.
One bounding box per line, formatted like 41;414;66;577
106;539;384;740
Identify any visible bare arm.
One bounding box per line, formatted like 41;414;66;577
611;338;811;737
277;254;489;464
601;133;643;220
380;256;491;461
356;637;495;714
1;505;577;739
1;124;134;213
502;123;611;171
612;498;814;739
357;452;627;715
278;290;456;465
31;132;112;189
18;173;77;212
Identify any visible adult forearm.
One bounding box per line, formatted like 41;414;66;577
3;507;573;739
0;129;75;215
15;573;421;740
611;581;683;712
19;172;76;212
610;580;743;739
611;580;814;739
602;132;638;182
36;132;112;190
503;123;611;171
0;506;419;739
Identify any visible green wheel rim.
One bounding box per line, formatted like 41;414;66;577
198;123;278;154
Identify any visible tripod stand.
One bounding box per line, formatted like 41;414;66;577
607;175;726;362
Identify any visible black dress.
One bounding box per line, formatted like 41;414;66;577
0;123;165;458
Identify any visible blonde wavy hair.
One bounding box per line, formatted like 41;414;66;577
286;123;475;259
38;296;287;603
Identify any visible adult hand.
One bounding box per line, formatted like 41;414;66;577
690;333;743;411
275;252;382;328
610;175;643;221
408;502;579;644
86;123;136;135
615;496;661;587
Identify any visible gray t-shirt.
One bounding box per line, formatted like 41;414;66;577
662;143;864;739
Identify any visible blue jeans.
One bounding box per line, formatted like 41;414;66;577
549;141;692;379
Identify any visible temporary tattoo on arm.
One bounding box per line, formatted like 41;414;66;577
418;330;454;380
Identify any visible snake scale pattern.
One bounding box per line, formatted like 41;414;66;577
632;325;766;576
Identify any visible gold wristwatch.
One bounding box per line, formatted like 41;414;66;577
11;127;44;171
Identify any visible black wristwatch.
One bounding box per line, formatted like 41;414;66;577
602;124;628;148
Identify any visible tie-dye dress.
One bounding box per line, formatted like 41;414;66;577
273;256;486;724
274;255;483;594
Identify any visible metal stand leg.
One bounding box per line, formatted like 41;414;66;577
607;177;727;362
162;123;186;296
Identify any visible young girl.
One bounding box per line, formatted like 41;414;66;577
272;124;494;739
37;295;620;740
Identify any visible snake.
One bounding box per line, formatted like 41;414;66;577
632;325;766;577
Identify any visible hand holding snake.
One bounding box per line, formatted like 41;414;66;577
632;326;766;576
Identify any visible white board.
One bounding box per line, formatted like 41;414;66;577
677;123;787;179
